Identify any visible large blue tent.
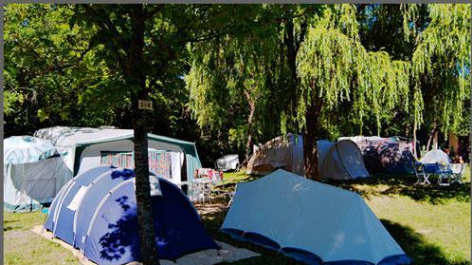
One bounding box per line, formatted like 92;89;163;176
221;170;411;265
45;166;218;265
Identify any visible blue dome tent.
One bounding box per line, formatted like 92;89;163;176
45;166;218;265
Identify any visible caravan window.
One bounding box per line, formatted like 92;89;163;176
100;151;172;179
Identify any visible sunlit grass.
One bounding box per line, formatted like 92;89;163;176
4;211;80;265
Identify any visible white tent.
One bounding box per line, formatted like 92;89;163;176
317;139;370;180
216;154;240;171
34;127;202;187
246;133;303;176
421;149;451;164
4;136;72;212
221;169;411;265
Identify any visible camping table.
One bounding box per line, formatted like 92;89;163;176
415;163;454;186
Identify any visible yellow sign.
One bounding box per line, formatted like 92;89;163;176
138;100;153;110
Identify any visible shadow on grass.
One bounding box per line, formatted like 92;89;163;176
4;220;17;232
326;174;470;205
382;219;470;265
199;204;469;265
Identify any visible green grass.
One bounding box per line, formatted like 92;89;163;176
4;168;471;265
4;211;81;265
367;195;470;264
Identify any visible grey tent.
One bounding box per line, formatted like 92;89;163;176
4;136;72;212
317;140;370;180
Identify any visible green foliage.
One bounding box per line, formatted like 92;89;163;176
411;4;470;134
187;3;470;158
4;3;470;160
297;5;411;134
4;4;114;135
3;90;25;116
186;5;289;150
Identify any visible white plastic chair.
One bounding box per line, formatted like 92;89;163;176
450;163;465;184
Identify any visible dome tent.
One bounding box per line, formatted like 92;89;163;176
421;149;451;165
44;166;218;265
317;139;370;180
221;169;411;265
339;136;417;174
246;133;303;176
4;136;72;212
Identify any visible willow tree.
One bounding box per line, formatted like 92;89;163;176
410;4;470;149
297;4;411;179
187;4;414;178
186;37;274;158
187;5;286;158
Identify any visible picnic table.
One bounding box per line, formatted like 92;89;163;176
413;162;464;186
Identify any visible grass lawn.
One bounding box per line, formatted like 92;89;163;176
4;211;81;265
4;168;471;265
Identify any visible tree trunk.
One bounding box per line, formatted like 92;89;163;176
413;120;418;158
283;19;299;121
283;16;320;180
303;99;323;180
244;90;256;160
128;5;160;265
426;122;438;152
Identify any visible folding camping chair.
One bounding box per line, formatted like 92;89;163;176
413;162;438;185
412;162;424;184
436;163;454;187
450;163;465;185
227;184;238;207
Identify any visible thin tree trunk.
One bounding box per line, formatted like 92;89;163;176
283;16;318;179
284;19;299;121
413;120;418;158
128;5;160;265
244;90;256;160
426;122;438;152
303;99;323;180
